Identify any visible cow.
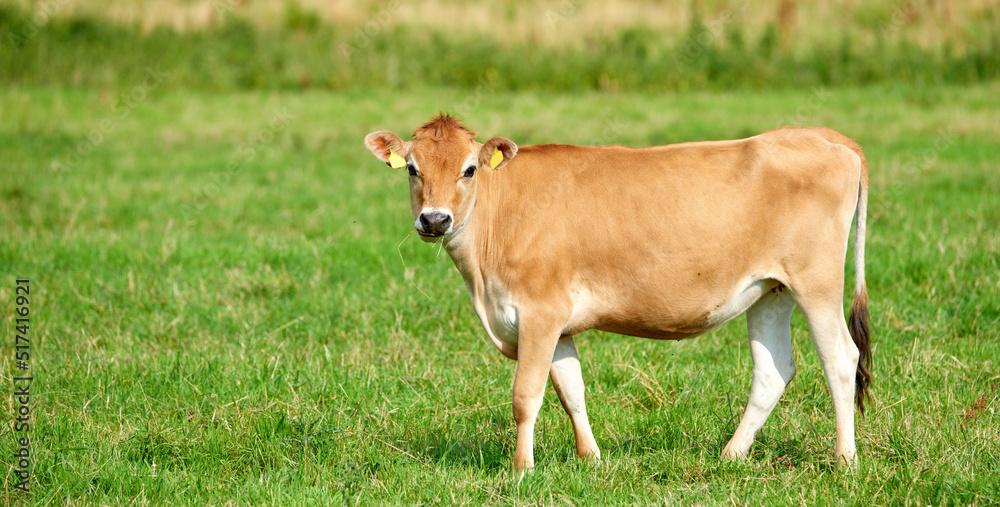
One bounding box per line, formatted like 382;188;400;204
364;114;872;474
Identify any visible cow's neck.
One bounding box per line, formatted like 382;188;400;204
440;170;519;358
442;168;495;288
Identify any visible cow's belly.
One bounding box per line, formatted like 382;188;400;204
571;277;778;340
473;274;779;351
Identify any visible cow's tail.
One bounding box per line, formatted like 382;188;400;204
846;138;873;415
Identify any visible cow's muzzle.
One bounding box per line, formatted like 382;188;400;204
416;211;452;238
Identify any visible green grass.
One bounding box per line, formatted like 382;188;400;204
2;82;999;505
2;3;998;93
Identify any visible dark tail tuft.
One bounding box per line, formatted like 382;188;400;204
849;287;873;414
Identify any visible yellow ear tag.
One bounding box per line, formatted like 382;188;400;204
489;148;503;169
388;150;406;169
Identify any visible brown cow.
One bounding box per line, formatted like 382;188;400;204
365;114;872;475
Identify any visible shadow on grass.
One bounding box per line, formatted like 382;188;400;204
403;430;512;471
388;402;830;476
605;406;835;476
396;409;588;471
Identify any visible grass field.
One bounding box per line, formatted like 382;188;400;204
3;2;998;93
1;81;999;504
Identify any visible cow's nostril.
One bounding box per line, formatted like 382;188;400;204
418;212;452;235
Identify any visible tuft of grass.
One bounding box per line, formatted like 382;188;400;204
1;82;999;504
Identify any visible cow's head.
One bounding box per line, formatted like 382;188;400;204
365;114;517;242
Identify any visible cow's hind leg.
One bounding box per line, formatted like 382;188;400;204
797;297;860;466
722;287;796;460
549;338;601;462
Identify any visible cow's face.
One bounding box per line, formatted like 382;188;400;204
365;115;516;242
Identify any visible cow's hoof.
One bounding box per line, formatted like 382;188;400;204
513;465;534;483
720;445;748;462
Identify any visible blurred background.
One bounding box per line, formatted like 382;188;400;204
2;0;997;92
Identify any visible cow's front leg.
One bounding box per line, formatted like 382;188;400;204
550;337;600;462
511;311;562;475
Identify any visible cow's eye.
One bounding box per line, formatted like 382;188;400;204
407;164;418;177
463;165;477;178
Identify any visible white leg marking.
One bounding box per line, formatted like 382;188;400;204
549;338;601;462
799;302;860;466
722;289;796;460
799;300;859;466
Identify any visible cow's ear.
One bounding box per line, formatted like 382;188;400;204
365;131;408;168
479;136;518;170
